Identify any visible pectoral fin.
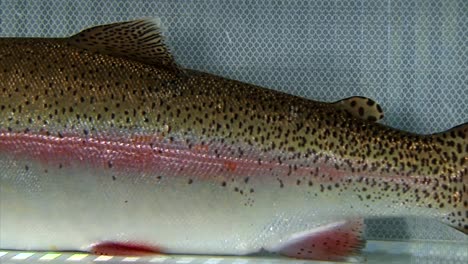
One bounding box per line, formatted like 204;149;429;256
269;219;366;261
334;96;384;122
90;242;162;256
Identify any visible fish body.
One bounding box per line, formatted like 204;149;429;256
0;20;466;261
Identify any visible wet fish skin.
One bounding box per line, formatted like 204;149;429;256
0;20;466;260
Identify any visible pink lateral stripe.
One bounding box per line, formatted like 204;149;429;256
0;131;420;188
0;131;293;181
0;132;420;189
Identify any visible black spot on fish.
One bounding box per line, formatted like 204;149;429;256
358;107;364;116
376;104;383;113
278;179;284;188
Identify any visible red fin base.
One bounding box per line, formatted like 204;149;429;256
91;242;162;256
276;219;366;261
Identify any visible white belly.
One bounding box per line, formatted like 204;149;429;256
0;154;341;255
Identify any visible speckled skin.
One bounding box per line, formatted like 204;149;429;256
0;35;466;255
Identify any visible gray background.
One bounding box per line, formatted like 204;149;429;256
0;0;466;241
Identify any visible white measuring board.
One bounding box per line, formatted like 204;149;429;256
0;241;467;264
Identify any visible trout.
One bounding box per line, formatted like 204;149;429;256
0;20;466;261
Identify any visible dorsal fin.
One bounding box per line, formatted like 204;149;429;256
67;19;178;70
333;96;384;122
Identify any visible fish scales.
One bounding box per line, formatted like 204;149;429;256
0;20;466;261
0;39;457;177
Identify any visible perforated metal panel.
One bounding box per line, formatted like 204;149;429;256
0;0;466;242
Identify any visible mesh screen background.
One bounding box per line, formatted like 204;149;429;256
0;0;466;242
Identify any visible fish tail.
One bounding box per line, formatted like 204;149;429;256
431;122;467;234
